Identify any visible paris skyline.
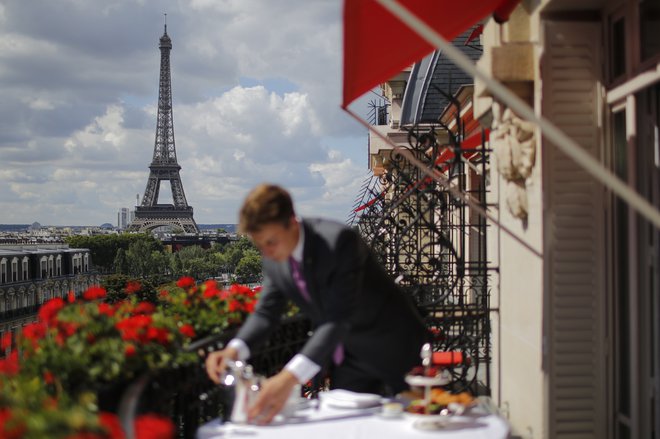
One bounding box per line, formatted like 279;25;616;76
0;1;373;226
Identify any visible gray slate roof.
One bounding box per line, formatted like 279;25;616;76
400;26;482;125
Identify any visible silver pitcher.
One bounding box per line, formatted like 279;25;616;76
220;360;262;424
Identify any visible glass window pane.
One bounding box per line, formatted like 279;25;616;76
611;16;626;80
640;0;660;62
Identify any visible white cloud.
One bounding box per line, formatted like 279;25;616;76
0;1;370;226
309;151;364;202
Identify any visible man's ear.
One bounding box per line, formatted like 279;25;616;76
287;215;297;229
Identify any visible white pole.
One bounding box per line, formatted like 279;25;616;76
376;0;660;230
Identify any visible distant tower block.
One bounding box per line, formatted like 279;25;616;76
128;24;199;234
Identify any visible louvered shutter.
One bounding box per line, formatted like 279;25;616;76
542;21;607;439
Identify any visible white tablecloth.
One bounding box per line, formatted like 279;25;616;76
197;402;510;439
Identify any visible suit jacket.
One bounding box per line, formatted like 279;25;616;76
235;217;427;382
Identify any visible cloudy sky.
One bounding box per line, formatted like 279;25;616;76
0;0;376;226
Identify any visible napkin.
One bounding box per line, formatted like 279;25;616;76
318;389;383;409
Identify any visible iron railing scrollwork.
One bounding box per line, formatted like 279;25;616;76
351;111;493;394
115;315;312;438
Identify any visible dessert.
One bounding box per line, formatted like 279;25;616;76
405;389;474;415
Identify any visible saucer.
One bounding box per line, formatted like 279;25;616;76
412;416;450;430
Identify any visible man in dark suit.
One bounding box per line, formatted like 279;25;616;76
205;184;427;424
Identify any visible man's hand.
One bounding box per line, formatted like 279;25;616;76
204;347;238;384
247;370;299;425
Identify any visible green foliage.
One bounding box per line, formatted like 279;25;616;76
101;275;157;304
65;234;163;274
235;249;263;282
0;374;106;438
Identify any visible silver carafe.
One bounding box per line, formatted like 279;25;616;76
220;360;262;424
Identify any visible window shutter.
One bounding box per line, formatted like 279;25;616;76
542;21;607;439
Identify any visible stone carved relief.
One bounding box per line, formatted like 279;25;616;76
490;102;536;219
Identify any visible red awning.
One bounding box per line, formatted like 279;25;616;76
343;0;521;108
435;129;489;170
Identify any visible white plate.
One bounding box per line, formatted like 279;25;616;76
404;373;449;387
412;417;451;431
318;389;383;409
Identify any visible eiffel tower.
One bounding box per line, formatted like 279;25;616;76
129;24;199;234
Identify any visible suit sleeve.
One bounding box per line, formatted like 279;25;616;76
298;229;366;365
234;270;287;353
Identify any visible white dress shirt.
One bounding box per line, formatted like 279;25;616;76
227;219;321;383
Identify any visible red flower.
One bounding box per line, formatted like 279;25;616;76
176;277;195;289
158;290;169;298
86;333;96;344
57;322;79;338
44;370;55;384
178;324;195;338
38;297;65;324
146;327;170;345
125;344;136;357
0;408;26;439
67;291;76;303
0;351;20;376
125;281;142;294
202;279;219;294
83;286;107;301
135;414;175;439
202;288;220;299
22;322;47;342
228;300;241;312
115;315;153;342
99;412;125;439
0;332;11;351
133;302;156;315
244;301;256;313
229;284;252;296
98;303;115;317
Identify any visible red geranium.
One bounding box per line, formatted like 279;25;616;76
0;351;19;376
132;302;156;315
115;315;153;342
228;300;241;313
0;408;26;439
134;414;175;439
44;370;55;384
98;303;115;317
99;412;125;439
178;324;195;338
67;291;76;303
146;327;170;345
176;277;195;289
22;322;47;342
0;332;11;350
125;344;136;357
57;322;79;338
125;281;142;294
38;297;65;325
83;286;107;301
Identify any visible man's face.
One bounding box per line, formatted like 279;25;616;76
249;218;299;262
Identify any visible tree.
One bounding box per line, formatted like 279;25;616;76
113;248;129;274
124;239;169;278
173;245;216;280
65;234;163;273
235;249;262;283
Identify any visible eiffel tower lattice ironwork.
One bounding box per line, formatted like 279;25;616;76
129;25;199;234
